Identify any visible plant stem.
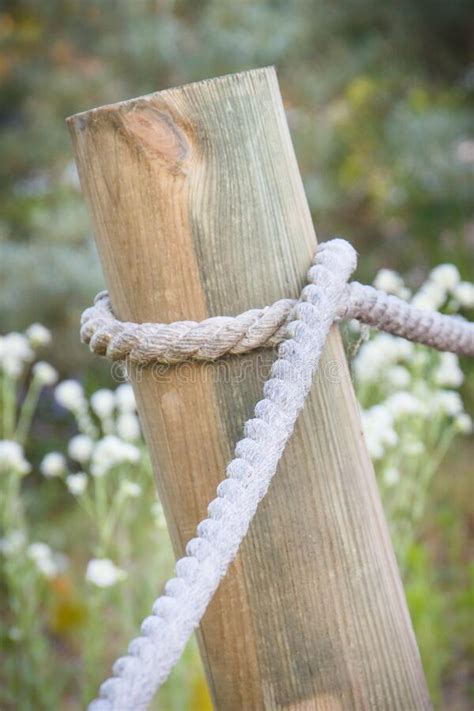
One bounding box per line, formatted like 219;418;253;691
15;377;42;445
2;372;17;439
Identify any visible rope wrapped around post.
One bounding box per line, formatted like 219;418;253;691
85;238;474;711
82;243;474;363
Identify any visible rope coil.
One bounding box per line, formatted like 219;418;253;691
85;238;474;711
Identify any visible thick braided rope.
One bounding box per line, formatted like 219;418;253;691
81;261;474;363
341;282;474;356
88;239;357;711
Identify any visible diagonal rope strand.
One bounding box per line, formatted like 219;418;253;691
84;238;474;710
88;239;357;710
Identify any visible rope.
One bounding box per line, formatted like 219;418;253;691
340;282;474;356
81;292;293;363
81;275;474;365
86;238;474;711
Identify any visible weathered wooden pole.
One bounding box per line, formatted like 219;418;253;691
68;67;430;710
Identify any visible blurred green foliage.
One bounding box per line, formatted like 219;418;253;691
1;1;473;708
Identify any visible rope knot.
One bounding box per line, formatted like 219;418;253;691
81;239;358;366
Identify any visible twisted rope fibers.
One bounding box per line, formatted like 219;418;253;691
82;256;474;363
87;239;474;711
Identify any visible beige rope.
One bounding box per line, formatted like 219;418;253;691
80;291;294;364
81;246;474;364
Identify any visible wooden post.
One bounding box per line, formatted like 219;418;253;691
68;67;430;710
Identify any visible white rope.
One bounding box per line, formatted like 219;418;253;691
86;238;474;710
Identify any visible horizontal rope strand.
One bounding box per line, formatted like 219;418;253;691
342;282;474;357
81;248;474;363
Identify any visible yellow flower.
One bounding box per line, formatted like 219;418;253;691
48;575;86;636
191;673;213;711
346;76;376;107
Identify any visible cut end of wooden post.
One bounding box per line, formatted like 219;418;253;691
66;66;277;127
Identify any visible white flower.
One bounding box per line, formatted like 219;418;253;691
373;269;405;296
36;557;58;578
361;405;398;460
433;352;463;388
410;293;434;311
116;413;140;441
68;434;94;464
55;380;85;412
91;389;115;419
0;530;26;556
456;140;474;163
386;366;411;389
348;318;361;334
383;467;400;486
66;472;88;495
385;392;426;418
115;383;136;412
26;323;52;348
0;440;31;475
27;541;59;578
86;558;127;588
90;435;140;477
353;344;380;383
28;542;52;560
454;413;473;434
353;334;415;383
32;361;58;386
120;480;142;498
40;452;66;478
0;332;34;377
432;390;463;417
394;338;416;360
411;281;446;311
454;281;474;308
429;264;460;291
398;286;412;301
8;626;22;641
61;161;81;189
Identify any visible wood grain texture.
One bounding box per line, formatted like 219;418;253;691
68;67;431;710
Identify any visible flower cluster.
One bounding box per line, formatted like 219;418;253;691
27;542;66;579
0;440;31;475
0;324;157;609
353;262;473;564
48;381;142;493
0;325;173;710
0;332;34;378
0;324;54;379
35;380;149;588
0;324;65;607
